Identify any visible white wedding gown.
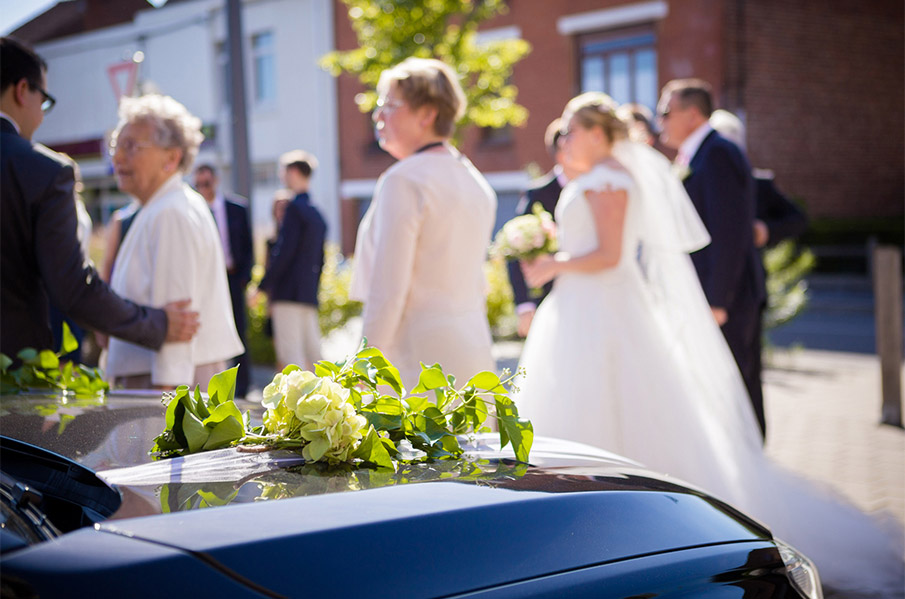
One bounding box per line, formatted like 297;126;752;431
515;141;904;597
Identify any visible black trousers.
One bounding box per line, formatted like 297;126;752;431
227;273;250;396
721;300;765;441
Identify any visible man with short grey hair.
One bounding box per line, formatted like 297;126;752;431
658;78;766;439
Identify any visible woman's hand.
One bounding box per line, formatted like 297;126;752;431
521;253;561;288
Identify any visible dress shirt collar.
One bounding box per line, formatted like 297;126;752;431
0;112;21;135
677;122;713;166
211;190;226;211
554;164;570;188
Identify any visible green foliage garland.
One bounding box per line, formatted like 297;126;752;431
152;341;533;468
0;322;109;396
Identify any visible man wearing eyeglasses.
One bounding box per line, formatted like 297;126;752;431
657;78;766;441
0;37;200;361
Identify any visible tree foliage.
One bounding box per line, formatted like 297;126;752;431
320;0;531;131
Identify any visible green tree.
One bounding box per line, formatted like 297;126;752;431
320;0;531;132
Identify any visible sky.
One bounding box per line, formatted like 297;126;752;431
1;0;59;36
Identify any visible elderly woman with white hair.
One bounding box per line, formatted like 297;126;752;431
105;94;243;389
350;57;496;388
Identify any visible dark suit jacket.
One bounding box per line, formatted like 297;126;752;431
683;130;765;312
507;171;563;307
755;175;808;247
260;192;326;306
223;195;254;286
0;117;166;358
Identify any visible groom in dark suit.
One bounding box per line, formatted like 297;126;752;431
0;37;198;360
658;79;767;439
509;119;580;337
193;164;254;397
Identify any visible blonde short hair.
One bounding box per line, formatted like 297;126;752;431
113;94;203;173
377;57;466;138
562;92;629;144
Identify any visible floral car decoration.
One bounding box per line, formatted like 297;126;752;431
151;341;533;467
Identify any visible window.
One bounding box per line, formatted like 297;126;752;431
252;31;276;105
216;41;230;108
578;27;658;110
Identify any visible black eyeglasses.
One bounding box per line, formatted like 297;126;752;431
28;81;56;113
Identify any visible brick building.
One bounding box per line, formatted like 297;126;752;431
333;0;904;254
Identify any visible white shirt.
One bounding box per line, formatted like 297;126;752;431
106;173;244;385
209;191;234;270
677;122;714;166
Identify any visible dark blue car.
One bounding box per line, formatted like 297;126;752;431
0;391;822;598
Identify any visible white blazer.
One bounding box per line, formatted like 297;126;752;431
351;150;496;389
106;173;244;386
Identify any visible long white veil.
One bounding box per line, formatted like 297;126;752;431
611;140;904;597
611;140;764;453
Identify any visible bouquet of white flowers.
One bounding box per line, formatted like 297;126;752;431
490;202;557;261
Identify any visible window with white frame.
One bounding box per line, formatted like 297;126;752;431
252;31;276;105
578;26;658;110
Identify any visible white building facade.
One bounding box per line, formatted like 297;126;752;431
33;0;340;245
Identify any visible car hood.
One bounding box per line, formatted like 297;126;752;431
1;393;774;598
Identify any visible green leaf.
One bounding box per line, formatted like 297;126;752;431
60;321;79;355
202;416;245;450
375;365;405;396
36;350;59;370
203;400;244;427
404;395;431;413
361;411;403;431
315;360;341;377
16;348;37;363
0;353;12;373
367;396;405;416
207;366;238;406
411;363;447;393
467;371;502;391
304;437;330;462
190;385;211;420
352;427;395;468
181;409;209;453
282;364;302;375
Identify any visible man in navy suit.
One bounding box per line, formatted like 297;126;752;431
658;79;767;440
509;119;582;337
0;36;199;361
193;164;254;397
259;150;326;371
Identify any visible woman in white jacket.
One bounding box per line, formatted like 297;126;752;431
105;94;242;389
350;57;496;389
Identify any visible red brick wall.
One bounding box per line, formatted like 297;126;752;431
741;0;904;219
333;0;903;243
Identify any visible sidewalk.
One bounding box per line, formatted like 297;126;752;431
763;348;904;525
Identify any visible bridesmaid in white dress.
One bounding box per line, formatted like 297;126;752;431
350;58;496;389
515;92;903;597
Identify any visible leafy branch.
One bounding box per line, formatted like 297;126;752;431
151;340;533;468
0;322;109;396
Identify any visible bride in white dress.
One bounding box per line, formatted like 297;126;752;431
515;92;903;597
